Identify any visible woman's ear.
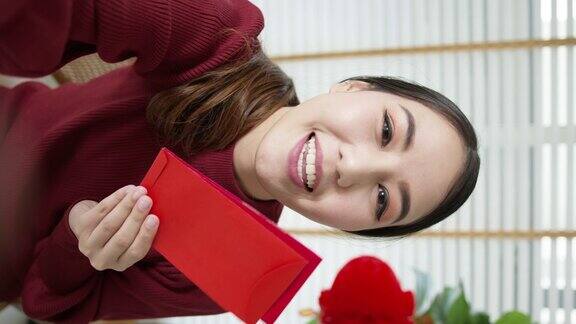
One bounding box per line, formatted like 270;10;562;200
329;80;373;94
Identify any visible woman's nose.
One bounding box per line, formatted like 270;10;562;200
336;144;399;188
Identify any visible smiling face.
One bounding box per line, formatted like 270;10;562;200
238;80;467;231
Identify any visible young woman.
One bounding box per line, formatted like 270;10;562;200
0;0;480;322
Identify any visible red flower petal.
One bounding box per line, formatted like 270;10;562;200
318;256;415;322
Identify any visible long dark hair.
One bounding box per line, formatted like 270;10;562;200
146;39;480;238
341;76;481;238
146;44;300;158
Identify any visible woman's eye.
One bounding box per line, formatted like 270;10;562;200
375;184;389;221
381;110;393;147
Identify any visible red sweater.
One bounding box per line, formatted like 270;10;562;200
0;0;284;322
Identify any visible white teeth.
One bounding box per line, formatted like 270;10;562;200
305;164;316;188
306;152;315;162
306;164;315;174
297;135;317;189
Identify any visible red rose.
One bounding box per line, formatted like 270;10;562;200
318;256;414;324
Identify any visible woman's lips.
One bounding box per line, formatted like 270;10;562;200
288;132;322;192
288;132;313;191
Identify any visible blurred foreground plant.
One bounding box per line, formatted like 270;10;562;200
300;259;533;324
412;269;532;324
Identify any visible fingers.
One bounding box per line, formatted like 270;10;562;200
81;184;135;238
88;185;144;248
116;214;159;269
104;191;154;263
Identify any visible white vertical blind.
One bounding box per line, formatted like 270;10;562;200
139;1;576;323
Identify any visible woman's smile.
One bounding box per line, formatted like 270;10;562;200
288;131;323;193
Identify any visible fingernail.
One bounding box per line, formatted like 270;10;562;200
145;215;158;229
138;196;151;210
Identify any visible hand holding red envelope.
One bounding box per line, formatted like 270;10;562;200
138;147;322;323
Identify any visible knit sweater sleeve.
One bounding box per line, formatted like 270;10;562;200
0;0;263;86
21;198;225;322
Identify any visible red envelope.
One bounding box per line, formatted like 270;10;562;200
139;147;322;323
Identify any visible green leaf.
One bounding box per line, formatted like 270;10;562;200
414;268;432;315
306;319;318;324
495;311;531;324
446;292;471;324
471;312;490;324
425;286;459;324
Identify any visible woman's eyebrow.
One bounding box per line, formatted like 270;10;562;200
391;181;411;225
400;104;415;152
